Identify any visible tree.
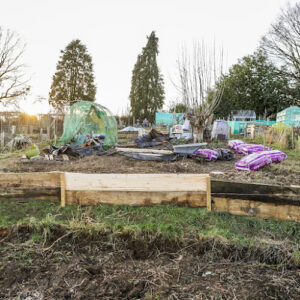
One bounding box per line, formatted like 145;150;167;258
170;102;187;113
129;31;165;122
261;3;300;81
0;27;30;105
214;50;296;119
176;42;224;142
49;39;96;109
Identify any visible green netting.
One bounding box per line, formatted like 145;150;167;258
277;106;300;127
59;101;118;148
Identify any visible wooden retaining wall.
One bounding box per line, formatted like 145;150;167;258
0;172;299;222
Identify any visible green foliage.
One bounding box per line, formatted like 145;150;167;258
25;144;40;159
268;123;292;135
170;103;187;113
49;39;96;109
129;31;165;122
214;50;296;119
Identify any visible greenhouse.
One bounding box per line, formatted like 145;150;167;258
59;101;118;148
276;106;300;127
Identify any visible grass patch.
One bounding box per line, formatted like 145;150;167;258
1;200;299;247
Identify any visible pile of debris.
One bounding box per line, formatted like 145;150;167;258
6;134;32;151
116;129;234;162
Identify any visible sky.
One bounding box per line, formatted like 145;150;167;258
0;0;298;115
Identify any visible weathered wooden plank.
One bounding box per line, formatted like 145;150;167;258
212;197;300;222
211;180;300;205
64;173;209;192
0;172;61;188
0;187;60;202
66;190;207;207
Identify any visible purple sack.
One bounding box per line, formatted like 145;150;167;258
228;140;245;150
263;150;287;163
193;149;219;161
236;144;271;155
235;150;286;171
235;152;272;171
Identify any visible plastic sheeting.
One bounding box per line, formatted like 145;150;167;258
211;120;229;140
59;101;118;148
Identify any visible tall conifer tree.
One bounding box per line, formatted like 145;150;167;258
129;31;164;122
49;39;96;109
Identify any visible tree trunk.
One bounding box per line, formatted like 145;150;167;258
193;126;204;142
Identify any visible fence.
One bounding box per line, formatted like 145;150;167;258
0;112;64;147
1;172;299;222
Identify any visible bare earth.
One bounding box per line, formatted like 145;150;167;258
0;152;299;186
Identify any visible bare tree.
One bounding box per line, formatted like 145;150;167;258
261;3;300;81
0;27;30;105
176;42;224;142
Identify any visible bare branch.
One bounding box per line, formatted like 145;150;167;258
261;3;300;81
0;27;30;104
175;41;224;141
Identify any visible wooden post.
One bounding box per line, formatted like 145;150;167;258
291;127;295;149
0;132;4;149
206;176;211;211
47;126;50;140
60;173;66;207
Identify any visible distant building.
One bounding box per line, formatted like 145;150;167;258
231;110;256;121
276;106;300;127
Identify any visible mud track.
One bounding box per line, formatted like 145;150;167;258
0;226;299;299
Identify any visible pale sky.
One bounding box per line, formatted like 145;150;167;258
0;0;297;115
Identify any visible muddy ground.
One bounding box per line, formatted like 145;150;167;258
0;151;299;186
1;226;299;300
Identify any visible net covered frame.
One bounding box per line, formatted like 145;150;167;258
59;101;118;148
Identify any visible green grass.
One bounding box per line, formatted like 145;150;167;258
1;200;299;247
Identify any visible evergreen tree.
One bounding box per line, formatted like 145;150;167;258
49;39;96;109
129;31;164;122
214;50;295;119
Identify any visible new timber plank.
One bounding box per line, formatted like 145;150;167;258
64;173;209;192
64;173;209;207
66;191;207;207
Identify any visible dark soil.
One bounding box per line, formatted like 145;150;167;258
0;226;299;300
1;152;299;186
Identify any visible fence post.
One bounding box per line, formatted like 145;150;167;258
291;127;295;149
0;132;4;149
206;176;211;211
60;172;66;207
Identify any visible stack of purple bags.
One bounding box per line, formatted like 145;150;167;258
236;144;271;155
228;140;245;150
235;150;287;171
193;149;219;161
